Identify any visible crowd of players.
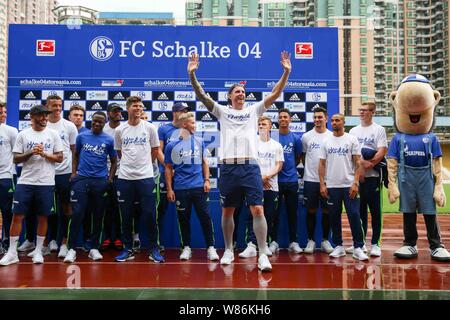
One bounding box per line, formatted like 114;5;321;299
1;53;447;271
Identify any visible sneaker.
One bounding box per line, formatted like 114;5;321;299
58;244;69;258
353;247;369;261
263;246;272;257
0;245;5;256
27;246;50;258
64;249;77;263
179;246;192;260
49;240;59;252
17;240;35;252
88;249;103;261
394;245;418;259
82;240;92;253
220;249;235;265
431;247;450;262
32;251;44;264
0;252;19;266
304;240;316;254
132;240;141;253
370;244;382;257
321;240;334;254
258;254;272;272
269;241;279;254
346;245;368;254
288;242;303;254
100;239;111;251
238;242;257;258
41;246;51;256
115;249;135;262
329;245;346;258
207;246;219;261
114;239;124;251
149;247;165;263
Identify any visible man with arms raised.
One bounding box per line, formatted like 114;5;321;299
188;51;291;271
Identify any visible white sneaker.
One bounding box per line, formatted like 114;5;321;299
345;244;367;254
27;246;51;258
220;249;235;265
179;246;192;260
304;240;316;254
32;251;44;264
238;242;257;258
321;240;334;254
58;244;69;258
42;246;51;256
49;240;59;252
258;254;272;272
207;246;219;261
88;249;103;261
17;240;35;252
329;245;346;258
394;245;418;259
370;244;382;257
353;247;369;261
64;249;77;263
431;247;450;262
0;252;19;266
269;241;279;254
288;242;303;254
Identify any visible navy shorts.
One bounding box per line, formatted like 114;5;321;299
303;181;328;211
219;163;263;207
12;184;55;216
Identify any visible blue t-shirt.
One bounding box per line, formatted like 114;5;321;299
158;123;180;173
387;133;442;167
78;127;89;134
277;131;302;182
76;131;117;178
164;135;205;190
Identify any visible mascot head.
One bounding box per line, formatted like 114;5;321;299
389;74;440;134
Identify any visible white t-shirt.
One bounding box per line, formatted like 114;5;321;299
46;118;78;175
0;123;18;179
301;128;333;183
104;122;120;176
13;127;63;186
319;133;361;188
114;120;160;180
211;101;265;161
349;122;387;178
257;138;284;192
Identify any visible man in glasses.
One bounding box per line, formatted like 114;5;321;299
349;102;387;257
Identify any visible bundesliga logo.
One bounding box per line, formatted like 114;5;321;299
36;40;55;56
295;42;313;59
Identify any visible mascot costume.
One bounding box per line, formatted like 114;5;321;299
387;74;450;262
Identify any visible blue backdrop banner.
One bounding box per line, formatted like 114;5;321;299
7;24;339;249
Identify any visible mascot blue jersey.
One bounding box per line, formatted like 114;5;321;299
388;133;442;167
